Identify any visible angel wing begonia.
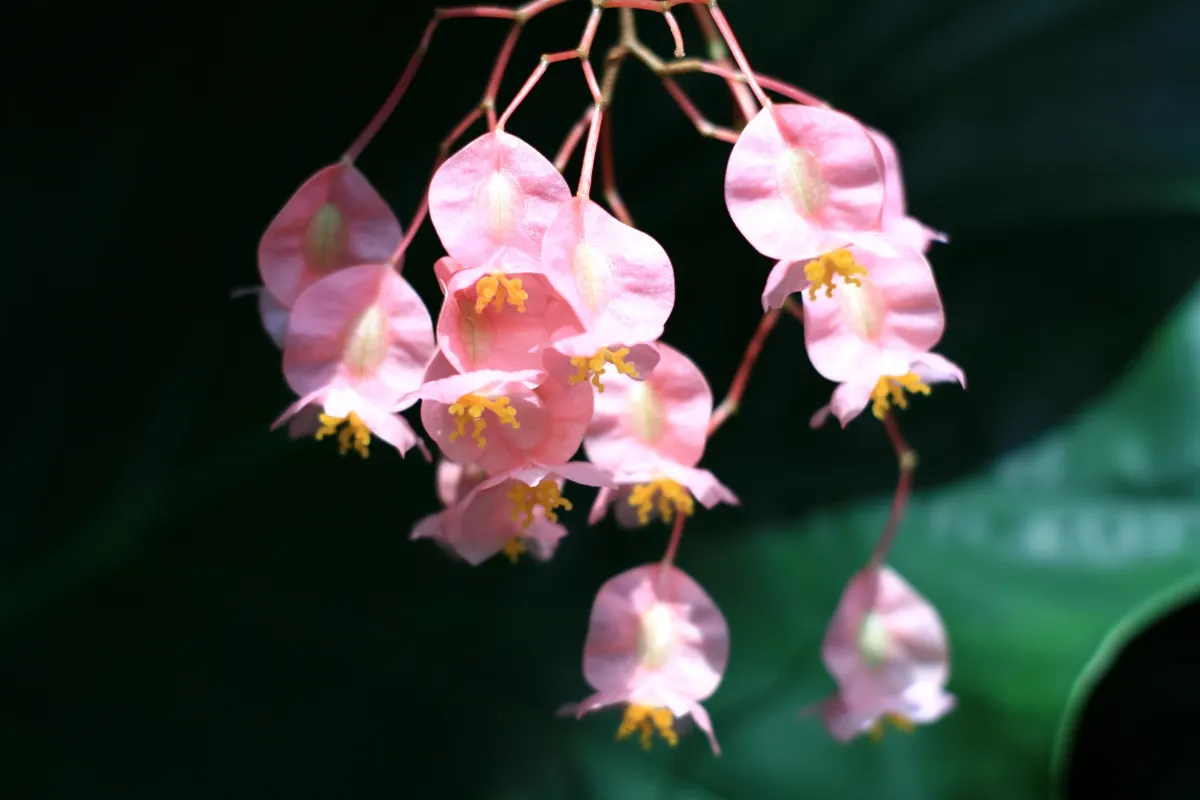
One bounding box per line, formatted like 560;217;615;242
413;352;593;476
411;462;613;565
813;565;955;742
538;197;674;391
566;564;729;754
584;342;736;527
725;104;887;263
274;263;435;457
258;163;402;307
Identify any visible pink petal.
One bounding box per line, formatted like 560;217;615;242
433;255;464;293
550;460;617;489
437;267;584;374
828;379;875;428
688;702;721;756
910;351;966;389
428;131;571;271
761;258;810;311
584;342;711;471
540;197;675;345
353;401;427;459
724;104;884;261
588;486;618;526
435;459;487;507
658;462;739;509
258;163;401;306
251;286;291;349
283;264;435;407
524;518;569;561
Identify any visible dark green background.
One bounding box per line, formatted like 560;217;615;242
4;0;1200;796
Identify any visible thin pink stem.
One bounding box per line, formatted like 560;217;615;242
553;106;593;171
496;49;577;129
695;61;826;107
483;23;523;129
704;2;771;108
601;108;633;225
576;104;604;198
869;414;918;568
387;105;485;266
664;10;685;57
659;511;686;589
661;77;739;143
708;308;780;436
691;4;757;123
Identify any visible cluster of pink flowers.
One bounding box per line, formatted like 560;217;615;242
245;0;964;756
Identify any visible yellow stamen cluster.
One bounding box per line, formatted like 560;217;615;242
616;705;678;750
501;536;527;564
804;249;867;300
448;393;519;448
474;272;528;314
870;372;932;419
569;347;639;392
868;712;915;742
314;411;371;458
507;479;573;529
627;478;694;525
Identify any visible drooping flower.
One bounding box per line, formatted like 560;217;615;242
411;462;613;565
274;263;435;457
428;131;571;273
435;263;584;375
868;128;946;254
434;457;487;508
568;564;729;754
414;352;593;475
258;163;402;307
810;350;966;429
724;104;887;263
584;342;736;526
814;565;955;742
538;197;674;391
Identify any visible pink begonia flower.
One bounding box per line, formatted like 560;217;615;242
583;342;736;526
411;462;613;565
538;197;673;391
724;104;887;264
258;163;401;307
414;352;593;475
868;128;947;254
436;264;585;374
567;563;729;754
814;565;955;742
273;263;435;458
811;351;965;429
433;255;464;293
428;131;571;273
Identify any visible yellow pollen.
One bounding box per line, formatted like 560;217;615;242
506;479;573;529
568;347;639;392
501;536;527;564
627;478;694;526
474;272;528;314
616;705;678;751
869;712;915;742
314;411;371;458
870;372;932;420
447;393;519;448
804;249;867;300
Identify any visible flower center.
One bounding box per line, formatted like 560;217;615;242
776;146;828;218
804;249;867;300
869;712;914;742
857;611;889;669
447;393;519;449
474;272;528;314
314;411;370;458
506;479;573;529
627;478;694;526
616;705;678;751
870;372;931;420
636;602;677;669
304;202;347;271
569;347;639;392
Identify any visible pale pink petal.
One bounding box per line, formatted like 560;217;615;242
410;511;446;542
428;131;571;271
258;163;401;306
909;351;966;389
761;258;809;311
270;389;326;431
584;342;710;471
588;486;618;526
540;197;675;345
286;402;322;439
809;402;834;430
442;475;522;565
438;267;584;374
828;379;876;428
353;401;427;459
417;367;545;405
524;518;569;561
552;460;617;489
724;104;884;261
436;459;487;507
687;702;721;756
283;264;434;407
254;287;291;349
433;255;464;293
658;462;739;509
